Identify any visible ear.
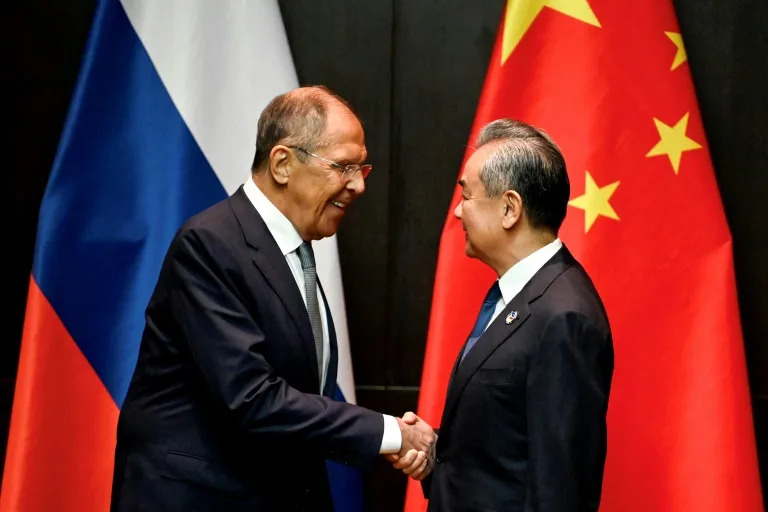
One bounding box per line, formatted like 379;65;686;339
501;190;523;230
268;145;292;185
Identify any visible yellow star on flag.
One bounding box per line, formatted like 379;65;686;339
646;112;702;174
568;170;620;233
665;31;687;70
502;0;601;64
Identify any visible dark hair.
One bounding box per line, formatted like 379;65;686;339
251;85;354;171
476;119;570;233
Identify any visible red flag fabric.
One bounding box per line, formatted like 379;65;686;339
405;1;763;511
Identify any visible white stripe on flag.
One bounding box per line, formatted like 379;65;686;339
121;0;297;193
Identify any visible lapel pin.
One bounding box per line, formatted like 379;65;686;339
505;311;518;324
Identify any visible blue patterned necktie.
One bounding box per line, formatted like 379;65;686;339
461;281;502;363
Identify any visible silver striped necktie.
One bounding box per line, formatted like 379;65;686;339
297;242;323;389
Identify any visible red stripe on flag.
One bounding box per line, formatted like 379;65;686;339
1;277;119;512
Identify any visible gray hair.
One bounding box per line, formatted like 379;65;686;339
475;119;570;232
251;86;354;171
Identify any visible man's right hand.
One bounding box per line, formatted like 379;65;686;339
387;411;436;480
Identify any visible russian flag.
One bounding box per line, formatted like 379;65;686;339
0;1;362;510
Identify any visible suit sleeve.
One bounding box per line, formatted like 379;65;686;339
525;311;613;512
167;227;383;468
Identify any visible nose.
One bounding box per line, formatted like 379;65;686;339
454;200;462;219
345;171;366;195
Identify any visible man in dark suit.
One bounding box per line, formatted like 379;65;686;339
411;119;614;511
110;86;434;511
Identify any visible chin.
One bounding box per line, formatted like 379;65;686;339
464;241;477;259
316;223;341;240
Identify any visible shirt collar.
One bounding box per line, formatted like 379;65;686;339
243;178;304;256
497;238;563;304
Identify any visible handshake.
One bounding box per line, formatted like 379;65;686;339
385;412;436;481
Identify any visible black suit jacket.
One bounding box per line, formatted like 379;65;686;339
425;246;613;512
111;187;383;511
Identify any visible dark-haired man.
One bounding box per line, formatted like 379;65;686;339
110;86;434;511
419;119;613;511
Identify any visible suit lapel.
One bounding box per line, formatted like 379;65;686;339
440;246;576;428
228;187;319;385
441;299;531;427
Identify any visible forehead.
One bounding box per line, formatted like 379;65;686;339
323;103;364;144
320;103;367;161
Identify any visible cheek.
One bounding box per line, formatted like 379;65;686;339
298;180;337;210
320;181;345;204
313;183;346;218
466;207;494;235
465;207;482;229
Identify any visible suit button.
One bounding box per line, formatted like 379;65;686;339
435;454;444;464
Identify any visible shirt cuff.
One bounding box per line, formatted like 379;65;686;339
379;414;402;454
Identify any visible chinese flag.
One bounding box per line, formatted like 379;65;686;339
405;1;763;511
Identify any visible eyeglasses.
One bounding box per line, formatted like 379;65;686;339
290;146;372;180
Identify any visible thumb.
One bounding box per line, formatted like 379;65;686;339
402;411;419;424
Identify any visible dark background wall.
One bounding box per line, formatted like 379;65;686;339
3;1;766;510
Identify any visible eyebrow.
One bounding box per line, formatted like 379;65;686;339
336;154;366;166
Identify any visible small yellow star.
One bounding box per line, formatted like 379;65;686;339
502;0;601;64
665;31;687;70
568;170;620;233
645;113;702;174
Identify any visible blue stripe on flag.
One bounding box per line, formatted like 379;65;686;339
32;0;226;406
326;385;364;512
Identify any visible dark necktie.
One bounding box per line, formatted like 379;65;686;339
461;281;502;363
297;242;323;388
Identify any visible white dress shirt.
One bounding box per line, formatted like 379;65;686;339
486;238;564;330
243;179;401;453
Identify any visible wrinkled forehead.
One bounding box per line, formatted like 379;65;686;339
321;103;367;160
323;104;364;138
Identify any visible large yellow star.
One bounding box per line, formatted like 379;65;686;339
568;171;620;233
645;113;702;174
665;31;687;70
502;0;601;64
